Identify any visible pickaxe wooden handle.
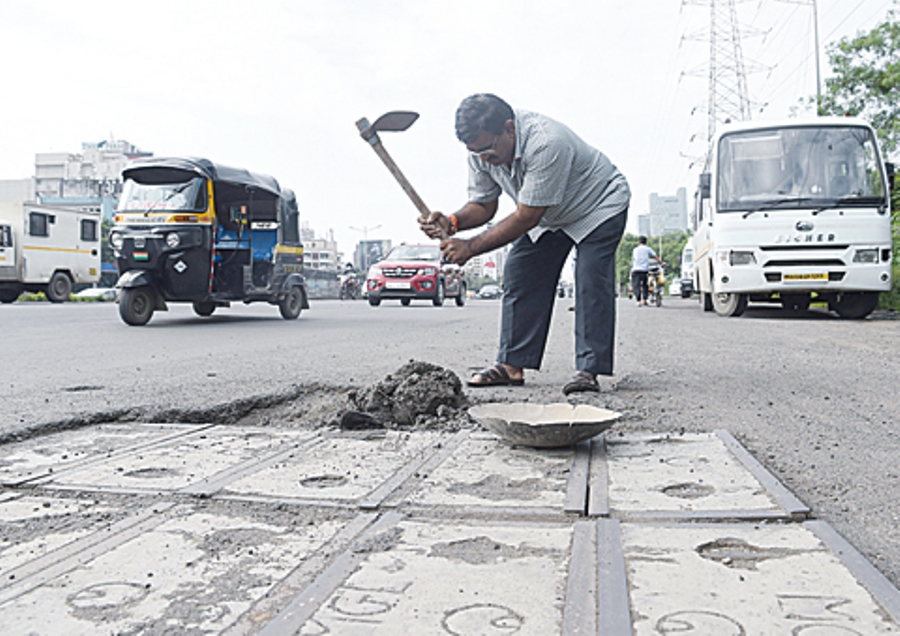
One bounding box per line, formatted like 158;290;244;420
356;112;449;240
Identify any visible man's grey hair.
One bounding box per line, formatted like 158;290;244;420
455;94;514;144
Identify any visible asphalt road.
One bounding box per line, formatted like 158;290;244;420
2;294;900;589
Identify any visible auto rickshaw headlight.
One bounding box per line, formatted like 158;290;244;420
165;232;181;248
109;232;123;250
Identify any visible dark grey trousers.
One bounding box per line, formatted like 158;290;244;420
497;209;627;376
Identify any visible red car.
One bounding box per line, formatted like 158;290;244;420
366;244;466;307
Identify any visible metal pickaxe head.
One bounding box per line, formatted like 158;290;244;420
356;111;419;144
355;110;447;239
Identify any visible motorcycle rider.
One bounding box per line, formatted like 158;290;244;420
340;263;359;300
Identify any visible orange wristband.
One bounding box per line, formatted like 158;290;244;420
448;214;459;235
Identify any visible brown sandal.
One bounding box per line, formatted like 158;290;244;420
467;364;525;388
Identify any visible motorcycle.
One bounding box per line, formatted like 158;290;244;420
339;273;360;300
647;263;667;307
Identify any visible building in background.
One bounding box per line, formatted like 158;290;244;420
648;187;687;236
300;223;344;299
463;246;508;282
355;239;392;272
637;213;651;237
0;138;152;219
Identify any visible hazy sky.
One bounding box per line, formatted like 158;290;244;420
0;0;894;257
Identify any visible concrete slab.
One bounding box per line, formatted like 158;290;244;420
604;432;795;520
399;431;573;513
221;430;444;505
0;495;120;576
619;521;900;635
0;499;355;635
265;514;575;635
37;426;314;494
1;425;898;635
0;423;206;486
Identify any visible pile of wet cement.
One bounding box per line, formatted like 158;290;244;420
341;360;471;431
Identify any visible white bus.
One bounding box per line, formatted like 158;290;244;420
0;202;101;303
690;117;894;319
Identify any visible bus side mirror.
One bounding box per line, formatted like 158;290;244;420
699;173;711;199
886;162;895;191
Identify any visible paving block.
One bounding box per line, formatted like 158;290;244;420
0;500;355;635
602;431;805;520
619;521;900;635
221;430;444;505
399;431;573;513
263;513;574;635
0;423;205;486
38;426;313;494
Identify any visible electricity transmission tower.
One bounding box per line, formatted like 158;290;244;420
682;0;767;156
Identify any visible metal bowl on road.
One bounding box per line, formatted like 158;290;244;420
468;402;620;448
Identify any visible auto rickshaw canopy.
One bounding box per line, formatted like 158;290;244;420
122;157;282;197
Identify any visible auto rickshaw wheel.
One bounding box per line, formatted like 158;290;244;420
119;287;154;326
279;286;303;320
193;302;216;317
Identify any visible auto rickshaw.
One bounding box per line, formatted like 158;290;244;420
110;157;309;325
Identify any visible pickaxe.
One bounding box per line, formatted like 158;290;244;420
356;111;449;240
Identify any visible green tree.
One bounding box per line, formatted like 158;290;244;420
817;6;900;154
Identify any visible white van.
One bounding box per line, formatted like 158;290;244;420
690;117;893;318
0;202;101;303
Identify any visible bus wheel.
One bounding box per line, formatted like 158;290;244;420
119;287;154;326
193;302;216;317
279;286;303;320
46;271;72;303
831;292;878;320
712;292;747;317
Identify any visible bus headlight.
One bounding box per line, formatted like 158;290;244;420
165;232;181;248
852;248;878;263
730;251;756;266
109;232;123;250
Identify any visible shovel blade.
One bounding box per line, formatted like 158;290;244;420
371;111;419;133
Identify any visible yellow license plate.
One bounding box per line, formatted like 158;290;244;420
783;273;827;281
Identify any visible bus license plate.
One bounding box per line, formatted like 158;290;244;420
385;281;410;289
783;273;827;281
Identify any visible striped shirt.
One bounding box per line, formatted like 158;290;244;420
467;109;630;243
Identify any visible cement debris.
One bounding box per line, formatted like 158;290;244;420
344;360;471;431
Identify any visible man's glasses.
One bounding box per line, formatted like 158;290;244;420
470;134;500;156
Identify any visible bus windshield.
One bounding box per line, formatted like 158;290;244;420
717;126;886;211
118;176;206;212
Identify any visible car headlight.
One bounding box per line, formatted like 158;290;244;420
165;232;181;248
421;267;436;276
853;248;878;263
730;250;756;266
109;232;123;250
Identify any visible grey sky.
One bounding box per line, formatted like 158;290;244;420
0;0;893;257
